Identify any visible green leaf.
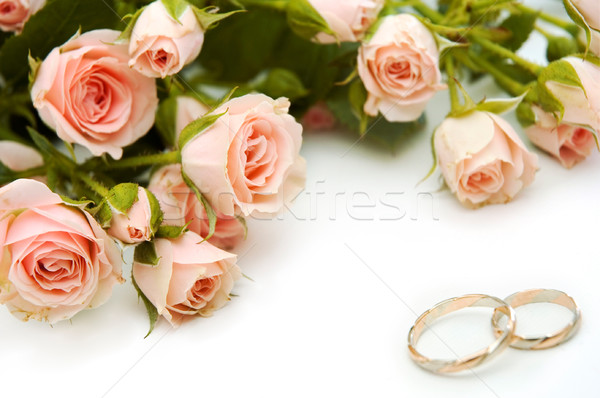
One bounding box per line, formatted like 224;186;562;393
161;0;189;22
132;270;159;338
0;0;120;83
286;0;335;42
250;68;309;100
134;240;161;266
181;170;217;240
348;79;368;135
500;10;537;51
475;92;528;115
26;127;64;161
108;183;139;214
192;6;245;31
155;96;178;148
156;224;188;239
178;110;227;148
0;161;17;185
145;188;164;235
118;6;145;41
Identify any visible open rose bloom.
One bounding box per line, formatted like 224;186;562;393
308;0;384;43
0;179;122;323
149;165;246;251
435;111;538;208
358;14;445;122
132;231;240;326
526;106;596;168
0;0;45;33
31;29;158;159
182;94;306;217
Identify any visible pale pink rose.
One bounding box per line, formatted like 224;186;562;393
301;102;336;131
308;0;384;43
181;94;306;217
434;111;538;208
31;29;158;159
149;165;245;250
0;179;123;323
129;0;205;78
590;30;600;56
132;231;240;326
358;14;445;122
544;57;600;134
526;105;595;168
571;0;600;30
0;141;43;171
175;96;210;144
107;187;154;244
0;0;45;33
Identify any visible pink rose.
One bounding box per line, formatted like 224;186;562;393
175;96;209;144
301;102;336;131
544;57;600;133
358;14;445;122
31;29;158;159
0;141;43;171
591;31;600;56
526;105;595;168
132;231;240;326
129;0;205;78
107;187;154;244
0;179;122;323
0;0;45;33
571;0;600;30
308;0;384;43
434;111;538;208
181;94;306;217
149;165;245;250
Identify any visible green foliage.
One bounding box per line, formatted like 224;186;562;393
546;36;579;62
536;59;585;120
108;183;140;214
192;7;246;31
145;188;164;235
155;96;178;148
132;270;159;338
156;224;188;239
250;68;309;101
499;10;537;51
134;240;161;266
181;170;217;240
563;0;596;54
516;102;537;127
178;110;227;148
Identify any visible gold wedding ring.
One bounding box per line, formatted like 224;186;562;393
408;294;516;374
491;288;581;350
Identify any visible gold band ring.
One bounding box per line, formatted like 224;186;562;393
491;288;581;350
408;294;516;373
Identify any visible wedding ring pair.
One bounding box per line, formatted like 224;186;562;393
407;289;581;374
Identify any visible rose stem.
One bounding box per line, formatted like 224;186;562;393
93;150;181;171
235;0;288;12
516;4;580;36
470;0;515;11
468;34;544;76
445;56;462;112
76;171;110;198
405;0;444;24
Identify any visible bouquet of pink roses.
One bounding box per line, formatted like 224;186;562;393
0;0;598;332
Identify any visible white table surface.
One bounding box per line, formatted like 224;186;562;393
1;0;598;397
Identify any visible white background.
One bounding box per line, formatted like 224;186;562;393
1;0;598;397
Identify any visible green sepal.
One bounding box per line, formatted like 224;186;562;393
134;240;161;266
349;79;368;135
181;170;217;240
286;0;336;42
108;183;139;214
192;6;245;31
178;110;228;149
546;36;579;62
434;33;468;54
27;52;42;88
131;270;159;338
474;91;528;115
90;201;113;228
516;102;538;127
536;58;585;121
563;0;597;54
161;0;189;22
118;6;145;41
249;68;309;100
156;223;189;239
236;215;248;240
60;196;94;209
145;188;164;235
417;130;438;186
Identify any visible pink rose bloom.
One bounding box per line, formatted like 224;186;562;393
301;102;336;131
107;187;154;244
434;111;538;208
308;0;384;43
129;0;205;78
31;29;158;159
571;0;600;30
544;57;600;133
181;94;306;217
358;14;445;122
0;0;45;33
132;231;240;326
0;141;43;171
149;165;245;250
175;96;210;144
0;179;123;323
526;105;595;168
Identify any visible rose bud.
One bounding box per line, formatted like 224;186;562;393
0;0;45;33
301;102;336;131
31;29;158;159
149;165;245;251
358;14;446;122
181;93;306;217
307;0;384;44
0;140;43;172
543;57;600;134
175;96;210;144
0;179;123;323
525;105;595;168
570;0;600;30
132;231;241;326
129;0;205;78
434;111;538;208
107;186;161;245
